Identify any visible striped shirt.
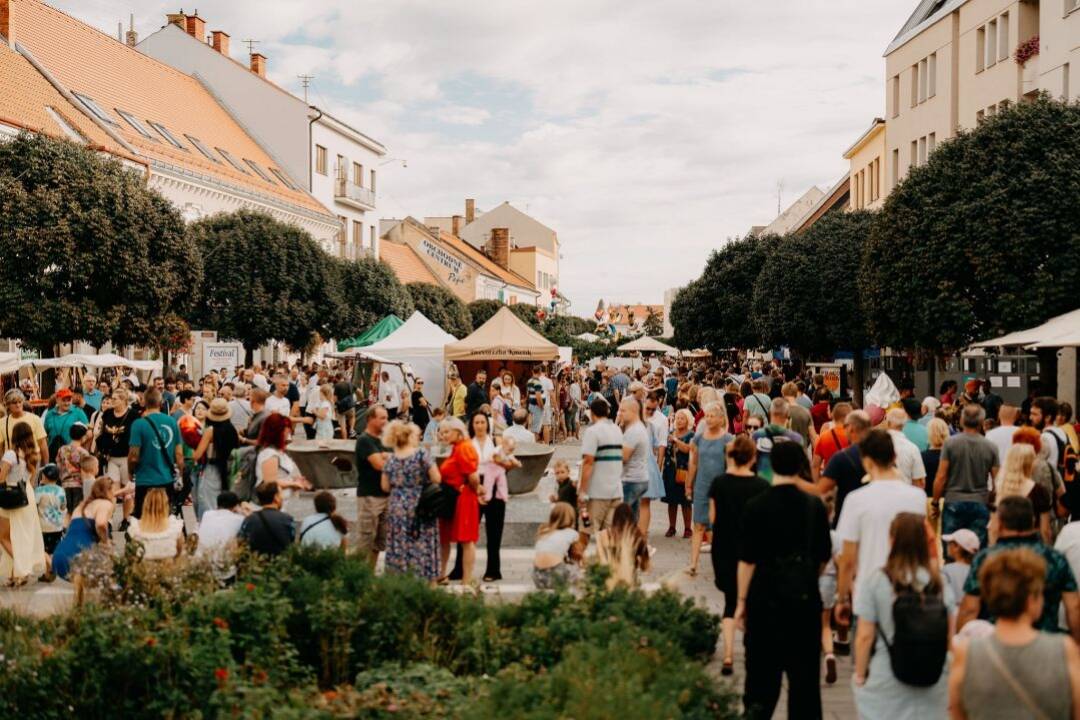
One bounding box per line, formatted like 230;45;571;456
582;419;623;499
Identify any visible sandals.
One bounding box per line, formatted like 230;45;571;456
664;527;676;538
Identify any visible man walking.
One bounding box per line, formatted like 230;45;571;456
932;404;998;551
43;388;89;456
579;398;623;535
618;398;652;521
128;389;183;518
354;404;390;566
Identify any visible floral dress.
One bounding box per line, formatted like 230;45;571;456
384;448;439;581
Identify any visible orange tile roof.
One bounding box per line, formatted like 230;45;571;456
10;0;330;217
0;42;139;163
379;241;440;286
436;229;536;291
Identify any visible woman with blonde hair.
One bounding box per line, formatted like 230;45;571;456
381;420;441;582
596;502;650;589
994;443;1052;543
126;487;184;561
922;417;950;508
685;401;732;576
310;384;336;440
532;502;582;589
662;408;695;538
52;476;114;580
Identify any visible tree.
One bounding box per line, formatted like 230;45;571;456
405;283;472;338
336;257;414;338
189;209;336;360
509;302;542;327
0;133;201;354
642;307;663;337
861;95;1080;353
467;299;502;331
542;314;593;341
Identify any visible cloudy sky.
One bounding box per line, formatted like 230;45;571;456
56;0;913;315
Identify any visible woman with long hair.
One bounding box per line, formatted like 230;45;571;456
470;410;515;582
1011;426;1067;518
994;443;1052;543
127;487;184;561
0;422;46;584
533;501;582;589
52;476;114;580
254;413;311;494
299;491;348;550
853;512;953;718
595;502;650;588
381;420;441;582
192;398;241;522
437;417;481;585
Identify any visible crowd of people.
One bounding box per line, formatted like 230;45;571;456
4;354;1080;719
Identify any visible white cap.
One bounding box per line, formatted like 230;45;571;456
942;528;980;555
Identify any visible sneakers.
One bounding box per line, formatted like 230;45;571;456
701;543;711;554
824;653;837;684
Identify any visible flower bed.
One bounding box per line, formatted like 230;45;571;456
0;547;737;718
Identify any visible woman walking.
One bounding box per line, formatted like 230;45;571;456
192;398;241;522
0;423;47;585
381;420;441;582
854;512;953;719
437;417;481;585
685;401;732;576
995;443;1053;543
662;409;694;538
310;384;336;441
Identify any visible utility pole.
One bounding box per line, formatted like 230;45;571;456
297;75;314;104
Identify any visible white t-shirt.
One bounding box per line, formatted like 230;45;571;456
265;394;291;416
381;380;401;409
540;376;555;410
836;479;927;602
535;527;579;559
196;508;245;557
888;430;927;484
621;421;651;485
985;424;1017;467
1045;427;1067;468
504;424;536;445
128;516;184;560
581;419;624;500
647;411;669;449
255;447;299;484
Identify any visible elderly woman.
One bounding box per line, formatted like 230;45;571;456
381;420;441;581
437;417;482;585
662;408;695;538
685;401;733;577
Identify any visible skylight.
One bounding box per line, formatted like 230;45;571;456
216;148;249;174
44;107;86;143
244;159;276;184
147;121;186;150
185;135;220;163
270;168;298;190
71;92;116;125
115;109;154;139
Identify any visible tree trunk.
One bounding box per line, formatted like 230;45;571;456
927;352;938;401
245;344;255;367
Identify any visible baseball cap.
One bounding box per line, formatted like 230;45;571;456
55;388;74;399
942;529;980;555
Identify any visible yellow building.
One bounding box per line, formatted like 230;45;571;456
843;118;886;210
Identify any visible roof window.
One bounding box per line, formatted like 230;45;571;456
216;148;249;174
71;92;117;125
147;121;186;150
244;159;276;184
185;135;220;163
115;109;155;139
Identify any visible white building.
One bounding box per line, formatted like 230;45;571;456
138;10;387;259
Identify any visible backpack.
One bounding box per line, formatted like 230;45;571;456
1056;432;1078;486
877;585;949;687
228;446;258;502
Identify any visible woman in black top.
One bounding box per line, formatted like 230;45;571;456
410;379;431;431
708;434;769;674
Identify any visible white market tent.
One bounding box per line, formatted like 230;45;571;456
575;332;600;343
365;311;458;408
0;352;20;375
617;336;679;356
972;308;1080;349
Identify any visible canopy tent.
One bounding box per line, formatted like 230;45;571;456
617;336;679;356
365;311;457;410
683;349;713;359
0;352;20;375
972;308;1080;348
337;314;403;351
445;306;559;361
574;332;600;343
19;353;161;373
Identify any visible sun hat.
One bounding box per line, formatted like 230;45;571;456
207;397;232;422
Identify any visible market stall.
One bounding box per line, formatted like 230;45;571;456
364;311;456;412
336;314;403;352
445;306;559;391
616;336;679;356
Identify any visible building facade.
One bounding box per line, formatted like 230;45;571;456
138;11;386;259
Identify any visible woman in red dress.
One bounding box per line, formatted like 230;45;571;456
437;417;482;585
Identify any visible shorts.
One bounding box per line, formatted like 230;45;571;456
528;405;544;434
819;575;837;609
581;497;621;534
107;456;131;487
542;405;553;425
42;531;63;555
64;486;83;514
354;495;389;557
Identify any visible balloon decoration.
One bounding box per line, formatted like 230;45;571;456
536;309;547;322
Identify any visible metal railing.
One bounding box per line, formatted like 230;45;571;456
334;177;376;207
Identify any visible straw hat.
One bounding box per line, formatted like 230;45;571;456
207;397;232;422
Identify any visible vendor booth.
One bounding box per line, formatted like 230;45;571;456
365;311;457;412
336;314;403;352
617;336;679;356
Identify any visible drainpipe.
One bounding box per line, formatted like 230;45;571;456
307;106;323;192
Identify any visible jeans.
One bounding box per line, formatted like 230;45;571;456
942;500;990;554
622;481;648;521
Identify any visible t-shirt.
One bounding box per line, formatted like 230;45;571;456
265;394;291;416
902;420;930;452
581;419;623;500
535;527;579;558
610;373;631;398
410;391;430;428
228;399;252;433
245;410;269;441
709;473;770;567
985;424;1018;467
354;431;388;497
239;507;296;556
744;393;773;421
299;513;345;549
620;421;651;485
787;403;813;448
647;411;669;448
540;377;555;410
381;379;401;409
835;479;927;602
503;424;535;445
0;412;46;453
195;509;245;557
941;432;998;504
99;405;141;458
36;483;66;533
814;425;849;465
889;430;927;484
751;425;803;482
56;442;90;489
739;485;832;611
922;449;942;497
526;378;544;408
129;412;181;487
82;388;103;414
1044;427;1068;469
43;406;89;446
942;561;970;604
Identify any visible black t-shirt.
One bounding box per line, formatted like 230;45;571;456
354;431;388;497
465;382;487;417
739;484;831;612
921;448;942;498
410;391;430;429
556;479;578;510
99;405;141;458
823;445;864;527
287;382;301;405
239;507;295;556
709;473;770;566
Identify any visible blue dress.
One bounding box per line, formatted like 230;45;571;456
52;517;97;580
384;449;440;581
691;432;733;526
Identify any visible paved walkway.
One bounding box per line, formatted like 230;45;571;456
0;439;857;718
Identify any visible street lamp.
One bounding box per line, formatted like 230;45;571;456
379;158;407;168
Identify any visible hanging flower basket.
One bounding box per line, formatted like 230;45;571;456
1015;35;1039;65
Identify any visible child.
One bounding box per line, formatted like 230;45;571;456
548;459;578;512
57;422;92;512
942;528;979;601
79;454;100;502
423;408;445;445
36;463;66;565
483;436;520;504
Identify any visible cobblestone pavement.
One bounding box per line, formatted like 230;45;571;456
0;439;857;718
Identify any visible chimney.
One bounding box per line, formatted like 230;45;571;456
184;11;205;40
465;198;475;224
210;29;229;55
166;11;185;29
490;228;510;270
125;13;137;47
451;215;463;236
250;52;266;77
1;0;16;49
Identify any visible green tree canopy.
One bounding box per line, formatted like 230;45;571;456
861;96;1080;352
405;283;472;338
752;210;874;357
336;257;414;339
509;303;543;327
0;133;201;354
189;209;338;355
467;299;502;330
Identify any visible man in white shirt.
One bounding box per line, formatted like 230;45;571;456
503;409;536;445
834;429;927;624
985;404;1019;466
885;408;927;488
539;366;556;444
195;490;246;579
578;397;624;534
1032;396;1066;469
380;371;401;420
265;375;292;416
619;398;652;522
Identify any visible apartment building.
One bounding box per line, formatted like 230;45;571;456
138;11;387;260
851;0;1078;200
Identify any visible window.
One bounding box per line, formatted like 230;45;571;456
918;136;927;165
370;226;376;250
928;53;937;98
918;59;928;103
976;108;986;124
891;75;900;117
338;216;348;255
44;107;86;142
336;154;346;180
872;158;880;201
910;140;918;168
370;169;377;193
244;159;276;184
115;109;154;138
911;64;919;107
353;162;363;187
315;145;327;175
185;135;220;163
998;13;1010;62
928;132;937;155
976;27;986;72
217;147;249;174
891;148;900;186
71;92;117;124
986;20;998;68
270;168;296;189
353;220;364;247
147;121;185;149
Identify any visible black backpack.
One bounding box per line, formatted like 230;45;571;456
877;585;949;687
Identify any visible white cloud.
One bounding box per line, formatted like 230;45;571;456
54;0;914;314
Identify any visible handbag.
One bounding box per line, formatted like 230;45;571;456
0;466;28;510
675;468;688;485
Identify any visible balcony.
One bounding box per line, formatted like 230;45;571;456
334;177;376;211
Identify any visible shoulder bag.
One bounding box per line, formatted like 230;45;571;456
0;454;28;509
144;415;182;492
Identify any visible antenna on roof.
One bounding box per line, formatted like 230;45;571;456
243;39;260;55
298;74;314;104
